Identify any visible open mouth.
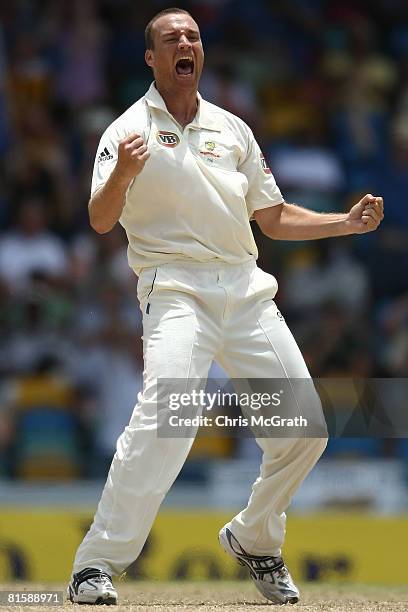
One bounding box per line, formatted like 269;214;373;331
175;56;194;76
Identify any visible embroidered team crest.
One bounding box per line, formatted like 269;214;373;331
260;153;272;174
199;140;221;160
156;131;180;147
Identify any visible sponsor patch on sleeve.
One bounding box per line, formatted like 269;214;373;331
98;147;114;163
260;153;272;174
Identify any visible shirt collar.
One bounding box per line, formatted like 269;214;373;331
145;82;221;132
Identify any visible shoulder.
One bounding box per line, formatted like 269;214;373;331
100;95;150;143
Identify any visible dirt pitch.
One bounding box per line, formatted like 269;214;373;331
1;582;408;612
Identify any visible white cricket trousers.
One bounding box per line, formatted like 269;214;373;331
73;260;327;575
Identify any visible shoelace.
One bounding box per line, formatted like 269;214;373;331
93;576;110;584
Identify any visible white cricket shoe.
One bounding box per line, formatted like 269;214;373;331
67;567;118;605
219;524;299;605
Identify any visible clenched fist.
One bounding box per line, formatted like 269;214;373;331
116;132;150;181
346;194;384;234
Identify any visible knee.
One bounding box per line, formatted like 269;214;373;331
306;436;328;460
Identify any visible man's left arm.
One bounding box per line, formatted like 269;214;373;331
254;194;384;240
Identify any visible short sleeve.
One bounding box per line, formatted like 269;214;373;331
238;127;284;219
90;127;120;197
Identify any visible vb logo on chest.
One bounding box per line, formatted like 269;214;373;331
156;131;180;147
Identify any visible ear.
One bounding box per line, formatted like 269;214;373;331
145;49;154;69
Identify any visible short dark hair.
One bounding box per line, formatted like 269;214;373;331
145;8;193;50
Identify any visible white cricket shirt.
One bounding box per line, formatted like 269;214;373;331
91;82;284;273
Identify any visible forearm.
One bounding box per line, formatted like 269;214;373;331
88;167;133;234
268;203;353;240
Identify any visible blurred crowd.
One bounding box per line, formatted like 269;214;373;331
0;0;407;481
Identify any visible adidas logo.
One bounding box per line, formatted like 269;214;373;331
98;147;114;163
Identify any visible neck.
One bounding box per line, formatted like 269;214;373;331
155;82;198;129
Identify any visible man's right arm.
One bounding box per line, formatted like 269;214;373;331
89;132;150;234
